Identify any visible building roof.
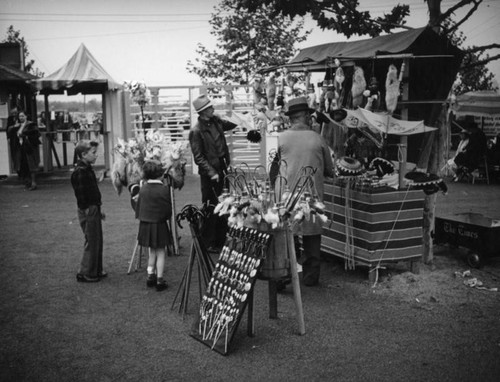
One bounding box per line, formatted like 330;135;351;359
0;63;37;82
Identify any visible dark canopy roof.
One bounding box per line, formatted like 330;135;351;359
263;27;462;72
0;63;37;92
33;44;121;95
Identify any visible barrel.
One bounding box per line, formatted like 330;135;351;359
258;227;292;280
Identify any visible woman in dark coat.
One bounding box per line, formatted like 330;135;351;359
7;111;41;190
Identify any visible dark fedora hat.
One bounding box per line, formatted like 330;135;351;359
329;108;347;122
285;96;315;116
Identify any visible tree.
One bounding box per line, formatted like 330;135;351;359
234;0;499;91
233;0;411;37
186;0;310;86
2;25;44;77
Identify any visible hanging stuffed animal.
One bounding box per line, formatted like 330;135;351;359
325;84;337;112
363;77;380;111
385;64;400;114
334;59;345;96
307;83;317;109
275;71;285;108
266;72;276;110
351;66;366;108
252;74;266;105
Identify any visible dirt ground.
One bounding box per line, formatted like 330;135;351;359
1;170;499;382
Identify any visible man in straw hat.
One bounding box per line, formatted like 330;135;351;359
189;94;238;252
277;96;334;286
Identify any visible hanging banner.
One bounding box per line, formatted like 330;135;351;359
346;108;437;135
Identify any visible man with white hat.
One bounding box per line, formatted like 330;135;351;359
277;96;334;286
189;94;238;251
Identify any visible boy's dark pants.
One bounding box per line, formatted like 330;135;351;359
77;205;103;277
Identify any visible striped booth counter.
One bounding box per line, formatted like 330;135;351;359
322;179;425;282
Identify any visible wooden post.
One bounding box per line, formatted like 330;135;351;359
398;59;409;188
101;93;110;171
150;87;160;130
423;104;447;264
286;228;306;335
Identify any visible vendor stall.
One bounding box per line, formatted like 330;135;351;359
255;27;463;277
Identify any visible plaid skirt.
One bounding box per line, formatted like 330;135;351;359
137;221;169;249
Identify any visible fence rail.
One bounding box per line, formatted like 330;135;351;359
127;85;260;173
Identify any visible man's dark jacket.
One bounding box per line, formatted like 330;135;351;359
189;115;236;178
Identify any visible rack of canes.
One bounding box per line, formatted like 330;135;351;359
171;204;215;318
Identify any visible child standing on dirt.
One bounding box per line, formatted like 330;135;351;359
135;160;172;291
71;140;106;283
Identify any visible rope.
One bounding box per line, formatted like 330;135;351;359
344;178;356;270
370;185;412;288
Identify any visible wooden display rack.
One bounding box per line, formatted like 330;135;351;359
190;226;305;355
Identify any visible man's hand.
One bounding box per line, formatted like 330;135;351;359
210;174;220;183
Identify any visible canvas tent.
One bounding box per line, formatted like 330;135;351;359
34;43;121;95
32;44;126;172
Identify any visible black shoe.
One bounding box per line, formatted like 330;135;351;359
156;278;168;292
76;274;100;283
146;273;157;287
303;278;319;287
276;278;291;292
207;246;221;254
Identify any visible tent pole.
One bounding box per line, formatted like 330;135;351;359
42;94;53;173
398;59;409;188
102;93;110;172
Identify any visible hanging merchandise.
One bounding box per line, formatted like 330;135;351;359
385;63;405;114
190;226;273;355
252;74;266;105
334;59;345;107
363;77;381;111
276;70;285;108
385;64;399;113
266;72;277;111
351;66;367;108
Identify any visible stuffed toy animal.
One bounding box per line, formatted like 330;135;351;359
266;73;276;110
385;64;400;114
351;66;366;108
253;74;266;105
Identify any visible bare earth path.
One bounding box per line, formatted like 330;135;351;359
1;172;499;382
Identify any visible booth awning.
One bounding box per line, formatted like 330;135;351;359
33;44;121;95
261;27;462;73
452;90;500;118
346;108;437;135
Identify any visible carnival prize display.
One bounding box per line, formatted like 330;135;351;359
190;226;272;355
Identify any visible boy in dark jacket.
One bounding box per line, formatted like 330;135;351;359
71;140;106;282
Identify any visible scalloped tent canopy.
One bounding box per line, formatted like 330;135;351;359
452;90;500;118
33;44;121;95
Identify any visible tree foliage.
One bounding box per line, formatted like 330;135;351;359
2;25;44;77
234;0;499;91
186;0;310;85
233;0;411;37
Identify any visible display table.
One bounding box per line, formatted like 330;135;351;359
322;179;425;281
